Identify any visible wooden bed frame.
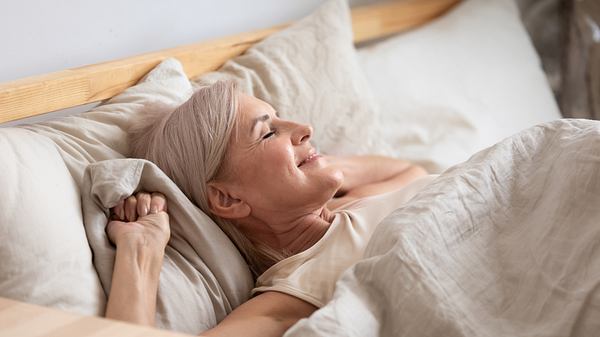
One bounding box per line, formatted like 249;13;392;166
0;0;459;336
0;0;459;125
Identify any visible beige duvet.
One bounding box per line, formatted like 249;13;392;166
287;119;600;337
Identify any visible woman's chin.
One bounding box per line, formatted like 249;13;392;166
298;160;344;201
315;166;344;193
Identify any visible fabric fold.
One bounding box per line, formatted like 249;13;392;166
81;158;253;334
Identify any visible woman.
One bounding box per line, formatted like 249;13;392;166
105;81;432;336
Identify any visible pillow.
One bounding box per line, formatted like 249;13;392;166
193;0;386;156
2;59;255;332
22;58;194;185
0;59;193;315
357;0;562;173
0;128;104;315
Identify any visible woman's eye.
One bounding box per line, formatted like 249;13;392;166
262;130;275;140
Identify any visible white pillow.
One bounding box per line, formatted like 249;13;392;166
358;0;561;173
193;0;385;156
1;60;192;316
0;128;105;315
2;59;255;327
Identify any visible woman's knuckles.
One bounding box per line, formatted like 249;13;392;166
106;193;170;246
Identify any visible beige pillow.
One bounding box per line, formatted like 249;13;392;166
0;128;105;315
193;0;385;156
2;59;254;329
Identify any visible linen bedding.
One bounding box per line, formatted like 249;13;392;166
82;159;253;334
286;119;600;337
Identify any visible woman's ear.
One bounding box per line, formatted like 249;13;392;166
207;182;251;219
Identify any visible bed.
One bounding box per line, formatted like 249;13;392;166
2;0;599;336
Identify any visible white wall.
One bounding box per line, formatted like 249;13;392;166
0;0;376;126
0;0;375;83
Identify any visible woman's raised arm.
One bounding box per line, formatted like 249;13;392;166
104;192;170;326
105;192;315;336
326;155;427;202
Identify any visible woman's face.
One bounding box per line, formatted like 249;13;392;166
211;93;343;221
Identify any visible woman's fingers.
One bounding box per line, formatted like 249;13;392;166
110;191;167;224
111;199;125;220
125;196;138;222
106;192;170;248
136;192;152;217
150;192;167;214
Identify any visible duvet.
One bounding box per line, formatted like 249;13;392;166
286;119;600;337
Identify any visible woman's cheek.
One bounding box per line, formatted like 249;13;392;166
270;144;296;177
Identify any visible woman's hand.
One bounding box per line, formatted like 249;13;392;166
107;192;170;250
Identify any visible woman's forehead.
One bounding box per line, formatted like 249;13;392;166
238;93;277;122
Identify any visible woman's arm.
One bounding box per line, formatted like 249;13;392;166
105;238;164;325
326;155;427;200
106;194;314;337
104;192;170;326
202;291;316;337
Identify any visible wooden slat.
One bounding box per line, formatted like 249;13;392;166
0;0;459;124
352;0;459;42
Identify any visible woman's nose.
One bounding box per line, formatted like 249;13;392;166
291;123;313;145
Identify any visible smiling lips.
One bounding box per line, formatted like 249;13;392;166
298;152;320;167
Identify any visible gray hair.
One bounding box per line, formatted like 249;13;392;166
129;81;286;277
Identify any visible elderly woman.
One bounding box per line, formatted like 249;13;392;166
104;81;433;336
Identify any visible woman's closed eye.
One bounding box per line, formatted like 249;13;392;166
262;129;276;140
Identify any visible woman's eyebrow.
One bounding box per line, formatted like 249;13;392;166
250;114;270;135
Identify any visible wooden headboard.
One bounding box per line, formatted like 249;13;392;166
0;0;459;124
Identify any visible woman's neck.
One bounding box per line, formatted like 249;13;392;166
238;207;335;256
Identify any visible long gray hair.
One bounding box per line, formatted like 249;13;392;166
129;81;286;277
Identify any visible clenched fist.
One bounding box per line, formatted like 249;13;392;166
107;191;170;250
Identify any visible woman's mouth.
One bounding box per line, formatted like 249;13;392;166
298;153;321;168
